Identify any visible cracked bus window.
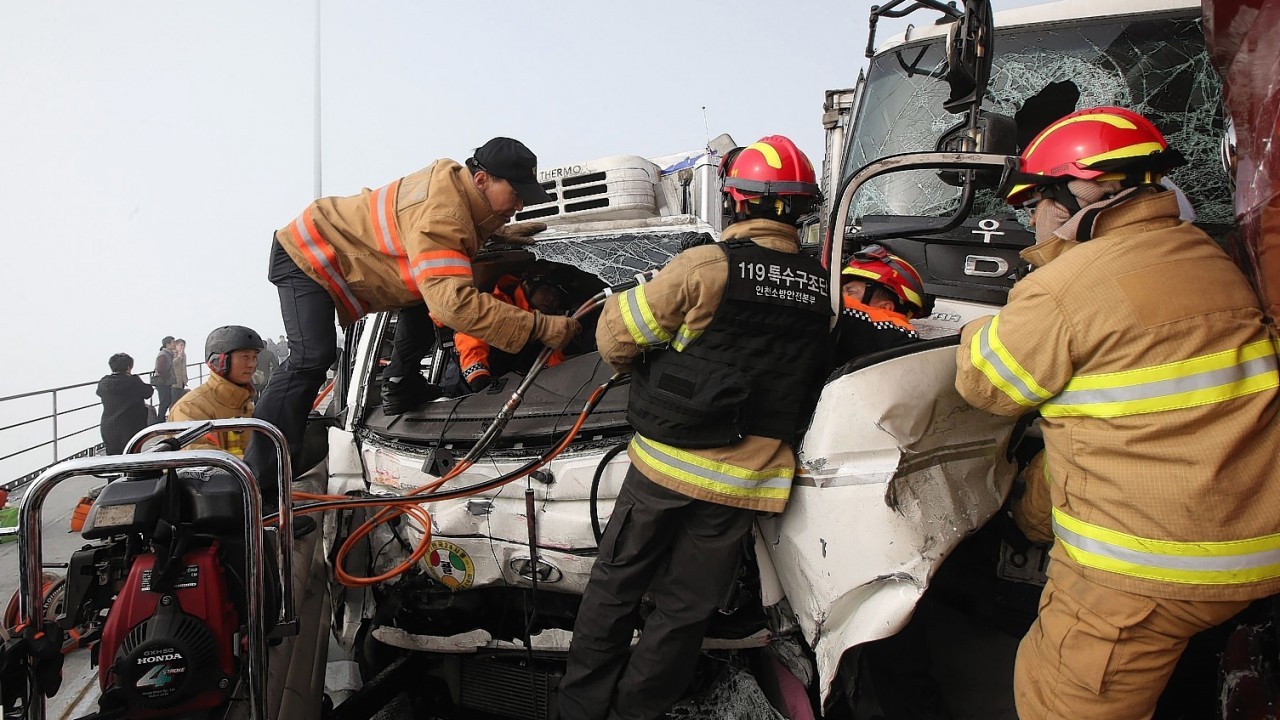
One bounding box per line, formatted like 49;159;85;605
843;12;1228;233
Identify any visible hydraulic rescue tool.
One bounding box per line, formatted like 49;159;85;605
1;418;296;720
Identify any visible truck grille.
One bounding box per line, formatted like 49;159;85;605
459;656;558;720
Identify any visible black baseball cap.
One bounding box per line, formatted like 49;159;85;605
471;137;554;206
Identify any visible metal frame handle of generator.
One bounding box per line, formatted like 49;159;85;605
16;418;296;720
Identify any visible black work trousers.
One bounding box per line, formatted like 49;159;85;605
248;241;440;497
154;385;174;422
246;240;338;504
382;302;437;380
559;466;756;720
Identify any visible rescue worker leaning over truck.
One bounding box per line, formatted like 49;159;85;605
954;106;1280;720
246;137;580;504
168;325;263;458
559;135;832;720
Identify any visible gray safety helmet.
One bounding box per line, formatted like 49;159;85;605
205;325;265;377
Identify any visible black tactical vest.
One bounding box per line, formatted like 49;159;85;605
628;239;833;447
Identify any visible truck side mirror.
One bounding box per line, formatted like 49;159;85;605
935;112;1018;187
943;0;995;116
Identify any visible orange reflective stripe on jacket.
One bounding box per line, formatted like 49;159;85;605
288;209;367;319
412;249;473;282
368;180;416;294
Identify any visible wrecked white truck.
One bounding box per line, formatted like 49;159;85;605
311;0;1244;718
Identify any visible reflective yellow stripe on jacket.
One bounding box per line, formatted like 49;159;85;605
1042;338;1279;418
619;286;671;347
671;324;701;352
222;430;248;458
1052;507;1280;585
970;315;1054;407
202;430;248;458
631;435;793;501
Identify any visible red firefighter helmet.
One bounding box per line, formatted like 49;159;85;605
720;135;821;206
842;245;932;318
1004;106;1184;206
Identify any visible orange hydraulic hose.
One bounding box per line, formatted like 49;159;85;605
279;381;611;587
278;277;650;588
311;379;336;411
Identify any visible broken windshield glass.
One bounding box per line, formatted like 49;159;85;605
844;12;1230;228
529;230;703;285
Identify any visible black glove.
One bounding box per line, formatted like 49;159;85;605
22;622;64;698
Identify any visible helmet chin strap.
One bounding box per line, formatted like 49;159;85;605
1040;183;1081;217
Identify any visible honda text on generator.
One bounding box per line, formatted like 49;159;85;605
0;419;297;720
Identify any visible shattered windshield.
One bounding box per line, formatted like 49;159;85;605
844;12;1230;227
529;230;704;285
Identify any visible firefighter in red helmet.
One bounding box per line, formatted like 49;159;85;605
955;106;1280;719
833;244;933;365
559;136;833;720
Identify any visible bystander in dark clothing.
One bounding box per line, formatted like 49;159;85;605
152;336;178;420
96;353;152;455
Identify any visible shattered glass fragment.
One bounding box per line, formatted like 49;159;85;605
668;664;786;720
529;231;699;285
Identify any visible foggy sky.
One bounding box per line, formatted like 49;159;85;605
0;0;1038;397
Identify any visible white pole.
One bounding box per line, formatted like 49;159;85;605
313;0;323;199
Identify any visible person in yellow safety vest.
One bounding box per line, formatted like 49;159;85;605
453;274;569;392
169;326;263;458
245;137;580;504
559;135;833;720
954;106;1280;720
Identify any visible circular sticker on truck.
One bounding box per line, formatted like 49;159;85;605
424;540;475;591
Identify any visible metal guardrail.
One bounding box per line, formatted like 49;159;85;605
0;362;208;494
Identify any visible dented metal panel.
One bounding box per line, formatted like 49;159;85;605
757;345;1019;703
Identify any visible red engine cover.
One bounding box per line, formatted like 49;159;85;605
98;545;240;716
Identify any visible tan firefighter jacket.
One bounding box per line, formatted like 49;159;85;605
276;159;534;354
168;372;254;457
956;189;1280;601
597;219;811;513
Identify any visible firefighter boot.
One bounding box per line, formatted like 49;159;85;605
380;374;443;415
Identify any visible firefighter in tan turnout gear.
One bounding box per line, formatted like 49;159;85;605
954;106;1280;719
558;135;832;720
247;137;580;502
169;325;263;457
